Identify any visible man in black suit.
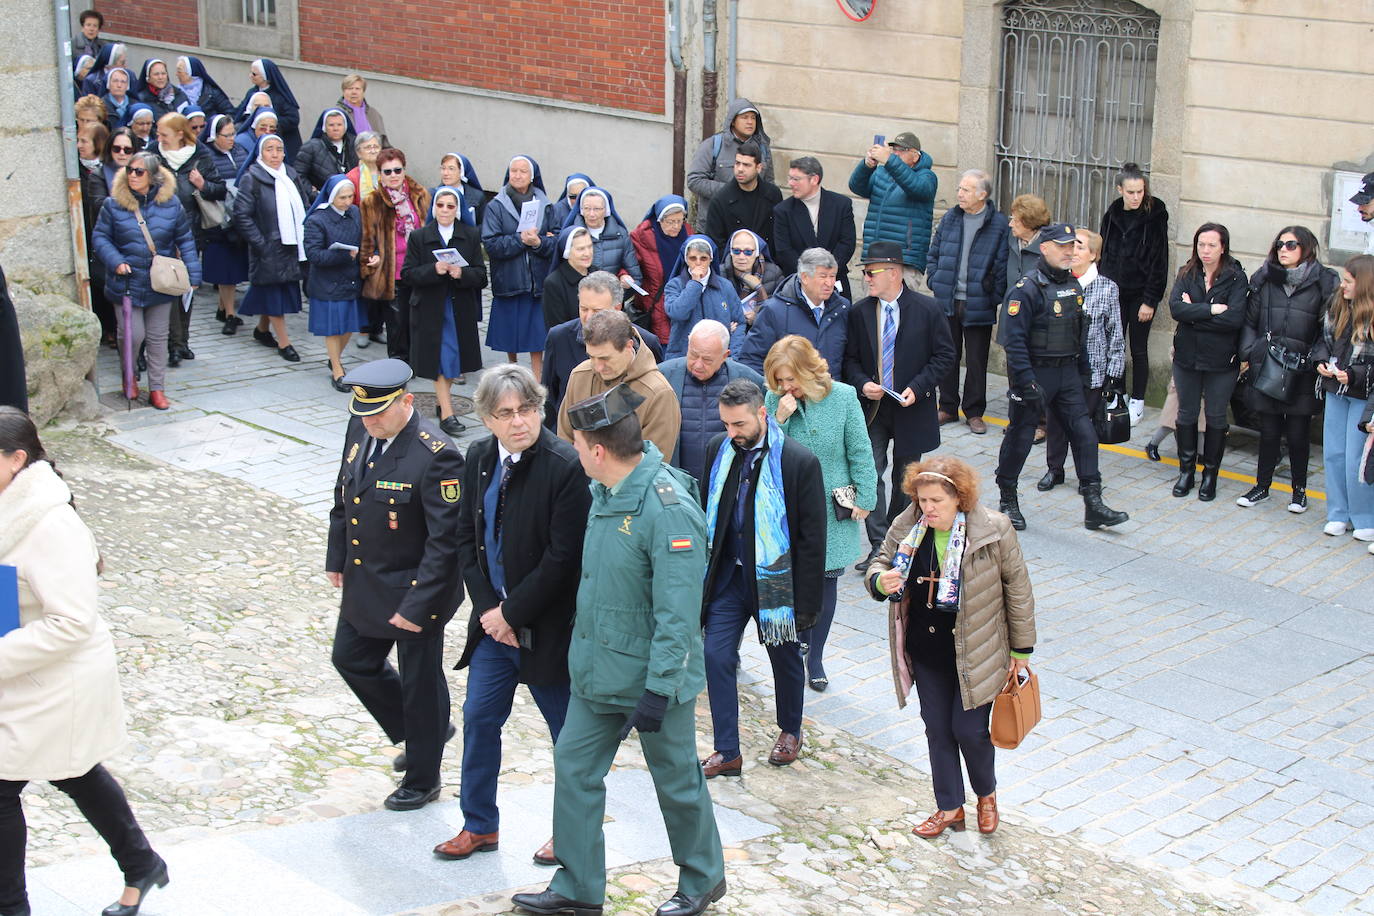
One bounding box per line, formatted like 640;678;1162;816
772;156;857;284
842;241;956;570
699;380;826;780
433;364;591;867
326;359;466;811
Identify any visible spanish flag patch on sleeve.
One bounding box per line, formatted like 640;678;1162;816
669;535;694;551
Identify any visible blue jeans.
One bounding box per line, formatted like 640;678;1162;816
460;635;570;834
703;566;804;760
1323;393;1374;529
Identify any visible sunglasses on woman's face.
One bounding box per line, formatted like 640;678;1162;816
731;248;756;256
1275;239;1301;251
381;167;404;175
127;167;147;176
111;144;135;153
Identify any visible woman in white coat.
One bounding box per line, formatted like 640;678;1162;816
0;408;167;916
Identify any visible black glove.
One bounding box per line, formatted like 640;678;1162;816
1008;380;1044;405
617;690;669;740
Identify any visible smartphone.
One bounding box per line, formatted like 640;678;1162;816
873;134;886;146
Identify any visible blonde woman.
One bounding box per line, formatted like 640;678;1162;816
762;335;876;690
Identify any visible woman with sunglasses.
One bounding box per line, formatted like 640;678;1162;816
360;147;430;360
1233;227;1337;513
662;235;746;359
233;134;310;362
629;195;693;345
91;151;201;409
101;127;136;189
716;227;781;326
200;114;251;334
402;187;489;431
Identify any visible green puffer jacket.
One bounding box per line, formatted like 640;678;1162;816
568;443;708;707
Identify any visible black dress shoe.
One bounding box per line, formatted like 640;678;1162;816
654;879;726;916
511;889;603;915
393;722;457;772
253;328;277;348
278;345;300;362
215;308;226;322
101;857;169;916
1144;441;1161;461
166;349;181;367
1036;470;1064;492
808;676;829;692
179;345;195;360
383;785;440;811
439;415;466;436
221;319;237;336
331;376;350;392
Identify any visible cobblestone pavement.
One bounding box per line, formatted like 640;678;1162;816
43;289;1371;913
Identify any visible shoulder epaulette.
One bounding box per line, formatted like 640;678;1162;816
654;480;680;506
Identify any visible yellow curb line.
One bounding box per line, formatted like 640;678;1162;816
975;414;1327;502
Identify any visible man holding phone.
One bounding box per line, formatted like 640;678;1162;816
848;131;939;289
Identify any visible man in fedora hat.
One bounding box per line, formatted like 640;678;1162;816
325;358;466;811
842;240;955;573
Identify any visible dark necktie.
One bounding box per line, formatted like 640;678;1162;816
366;437;385;475
494;456;514;540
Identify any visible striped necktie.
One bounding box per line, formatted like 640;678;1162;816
881;302;896;391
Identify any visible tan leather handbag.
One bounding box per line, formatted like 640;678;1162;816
990;668;1041;749
135;205;191;296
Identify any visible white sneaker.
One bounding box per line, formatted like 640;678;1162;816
1353;528;1374;542
1324;521;1350;536
1128;398;1145;426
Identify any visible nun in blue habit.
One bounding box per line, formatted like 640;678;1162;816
174;55;235;119
549;172;594;231
235;58;301;162
481;154;556;377
303;175;365;388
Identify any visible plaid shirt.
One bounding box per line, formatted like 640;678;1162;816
1081;269;1126;388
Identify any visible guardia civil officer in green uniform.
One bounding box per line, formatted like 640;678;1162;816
512;385;727;916
325;358;465;811
994;222;1129;532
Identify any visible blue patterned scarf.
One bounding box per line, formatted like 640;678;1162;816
895;511;967;611
705;417;795;644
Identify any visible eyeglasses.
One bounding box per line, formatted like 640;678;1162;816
434;201;457;210
110;144;135;153
1275;240;1301;251
126;167;147;176
490;404;539;423
861;267;895;277
380;167;404;175
730;248;756;256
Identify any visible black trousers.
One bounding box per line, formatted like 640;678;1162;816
938;301;992;419
167;298;192;351
1256;411;1312;489
911;658;996;810
331;616;450;791
362;297;387;338
386;283;412;360
1045;386;1104;476
0;764;160;912
1172;365;1237;427
864;402;919;550
1118;294;1154;400
997;363;1100;487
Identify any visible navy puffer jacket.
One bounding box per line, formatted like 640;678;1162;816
302;204;362;301
848;150;938;271
482;189;556;299
91;165;201;307
738;273;850;374
925;202;1011;325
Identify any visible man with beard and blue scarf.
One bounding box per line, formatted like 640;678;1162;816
699;379;825;779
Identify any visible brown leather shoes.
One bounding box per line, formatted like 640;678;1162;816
967;416;987;435
701;752;743;778
912;808;966;838
976;794;999;834
938;410;957;425
533;836;556;866
767;731;802;766
433;829;499;860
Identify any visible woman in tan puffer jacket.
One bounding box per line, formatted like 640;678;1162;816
865;454;1036;839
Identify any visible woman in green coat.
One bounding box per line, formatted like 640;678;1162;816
763;334;877;691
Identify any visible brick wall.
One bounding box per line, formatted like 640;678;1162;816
96;1;199;48
298;0;666;115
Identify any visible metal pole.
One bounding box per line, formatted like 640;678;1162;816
668;0;687;197
727;0;738;102
701;0;718;142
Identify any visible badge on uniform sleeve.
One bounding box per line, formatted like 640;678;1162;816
1007;300;1021;317
669;535;694;551
347;442;360;463
440;479;461;503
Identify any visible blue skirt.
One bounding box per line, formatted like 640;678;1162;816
440;297;463;378
201;240;249;286
239;282;302;317
309;298;364;336
485;293;546;353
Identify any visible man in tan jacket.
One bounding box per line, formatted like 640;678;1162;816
557;310;681;460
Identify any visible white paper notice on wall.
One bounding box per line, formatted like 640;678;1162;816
1330;170;1374;253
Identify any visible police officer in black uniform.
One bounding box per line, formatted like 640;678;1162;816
326;358;466;811
994;223;1128;532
